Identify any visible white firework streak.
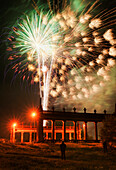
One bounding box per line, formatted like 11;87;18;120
8;0;116;114
14;12;61;110
43;57;54;110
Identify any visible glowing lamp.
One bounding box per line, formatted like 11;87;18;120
32;112;36;117
13;123;17;127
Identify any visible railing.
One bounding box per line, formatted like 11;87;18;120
14;125;76;130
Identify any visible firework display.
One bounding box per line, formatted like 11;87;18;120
7;0;116;111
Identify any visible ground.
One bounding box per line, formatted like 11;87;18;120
0;141;116;169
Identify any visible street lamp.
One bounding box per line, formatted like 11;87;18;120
32;112;36;142
12;123;17;143
13;123;17;128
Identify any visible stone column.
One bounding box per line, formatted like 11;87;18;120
52;120;55;141
95;122;98;141
21;132;24;143
84;121;87;141
77;122;79;140
37;103;43;142
78;123;81;140
12;127;15;143
46;133;48;140
30;132;32;143
69;133;72;140
10;129;13;143
79;130;81;140
74;121;77;141
37;118;43;142
54;131;56;140
62;120;66;141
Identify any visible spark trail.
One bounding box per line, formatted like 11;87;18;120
7;0;116;113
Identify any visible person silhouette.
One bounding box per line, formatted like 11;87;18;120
60;141;66;160
103;140;107;153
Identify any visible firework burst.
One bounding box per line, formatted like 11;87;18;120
7;0;116;111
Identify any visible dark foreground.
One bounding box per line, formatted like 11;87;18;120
0;142;116;170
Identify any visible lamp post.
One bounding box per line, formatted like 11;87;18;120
32;112;36;142
12;123;17;143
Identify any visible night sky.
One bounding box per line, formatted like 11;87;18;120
0;0;41;138
0;0;116;138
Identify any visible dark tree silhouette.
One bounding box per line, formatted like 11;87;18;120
100;116;116;147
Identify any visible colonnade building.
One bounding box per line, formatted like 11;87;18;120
10;123;81;143
10;103;116;143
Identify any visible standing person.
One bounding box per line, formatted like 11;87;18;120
60;141;66;160
103;140;107;153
